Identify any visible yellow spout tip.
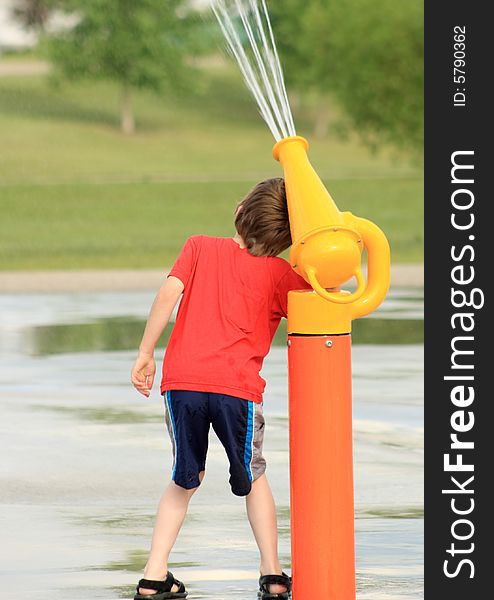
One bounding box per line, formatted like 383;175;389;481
272;135;309;161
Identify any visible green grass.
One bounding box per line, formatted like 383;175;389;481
0;64;423;270
0;178;422;269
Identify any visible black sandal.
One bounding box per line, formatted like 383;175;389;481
134;571;187;599
258;571;292;599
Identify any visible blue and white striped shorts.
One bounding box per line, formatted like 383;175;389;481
163;390;266;496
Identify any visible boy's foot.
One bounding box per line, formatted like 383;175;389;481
258;571;291;598
138;581;180;595
135;570;186;598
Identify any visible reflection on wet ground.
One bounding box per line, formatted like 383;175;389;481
28;316;423;355
1;289;423;599
20;288;423;355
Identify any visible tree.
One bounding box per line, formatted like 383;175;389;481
11;0;51;32
269;0;423;155
46;0;200;134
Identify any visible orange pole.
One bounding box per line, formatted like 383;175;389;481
288;329;355;599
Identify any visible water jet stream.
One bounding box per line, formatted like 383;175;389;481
211;0;296;141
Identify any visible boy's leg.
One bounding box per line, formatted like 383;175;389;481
245;473;287;595
210;395;286;594
139;391;210;595
139;471;205;595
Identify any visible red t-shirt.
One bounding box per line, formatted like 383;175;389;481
160;235;312;403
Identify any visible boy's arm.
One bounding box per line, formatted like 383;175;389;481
131;275;184;396
138;275;184;355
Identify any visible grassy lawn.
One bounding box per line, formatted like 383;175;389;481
0;64;423;270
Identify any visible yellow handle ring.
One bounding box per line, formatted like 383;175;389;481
306;267;366;304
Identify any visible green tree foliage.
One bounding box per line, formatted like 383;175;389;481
269;0;423;154
46;0;200;133
11;0;51;32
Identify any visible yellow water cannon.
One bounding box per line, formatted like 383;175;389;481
273;135;391;321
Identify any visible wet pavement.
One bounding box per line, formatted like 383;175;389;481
0;289;423;599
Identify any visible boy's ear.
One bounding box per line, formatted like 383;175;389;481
235;203;243;216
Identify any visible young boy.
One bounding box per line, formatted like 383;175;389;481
131;178;312;599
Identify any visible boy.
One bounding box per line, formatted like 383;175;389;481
131;178;312;599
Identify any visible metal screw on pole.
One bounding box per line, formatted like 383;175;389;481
325;340;333;348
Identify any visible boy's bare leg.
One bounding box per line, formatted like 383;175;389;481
245;473;288;595
139;471;205;595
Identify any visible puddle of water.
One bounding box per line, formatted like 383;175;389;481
0;290;423;598
27;317;423;356
0;288;423;354
32;403;164;424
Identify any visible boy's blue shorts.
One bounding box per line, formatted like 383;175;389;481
162;390;266;496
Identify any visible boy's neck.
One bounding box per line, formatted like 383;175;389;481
232;233;246;249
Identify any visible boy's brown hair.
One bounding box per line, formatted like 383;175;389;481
234;178;292;257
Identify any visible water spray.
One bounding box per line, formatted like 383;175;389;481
212;2;391;598
212;0;295;140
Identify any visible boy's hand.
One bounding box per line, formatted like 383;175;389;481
131;352;156;397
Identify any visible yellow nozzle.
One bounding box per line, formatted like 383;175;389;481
273;135;390;317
